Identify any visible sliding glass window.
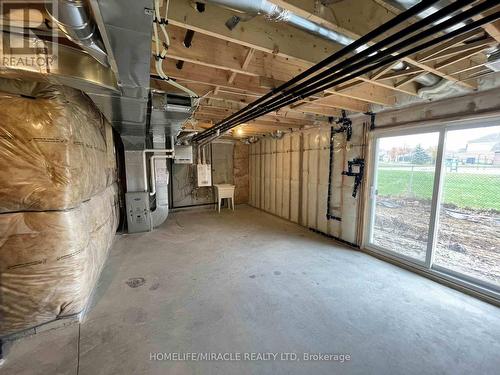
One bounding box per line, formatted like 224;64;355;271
369;132;439;263
433;126;500;288
367;121;500;299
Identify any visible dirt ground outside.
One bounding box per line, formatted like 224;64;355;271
372;197;500;287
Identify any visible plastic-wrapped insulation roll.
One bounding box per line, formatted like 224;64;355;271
0;78;119;338
0;78;116;212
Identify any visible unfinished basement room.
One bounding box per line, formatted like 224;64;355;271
1;0;500;374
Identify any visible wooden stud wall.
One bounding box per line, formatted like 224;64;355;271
249;122;366;245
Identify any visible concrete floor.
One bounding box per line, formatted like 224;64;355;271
2;205;500;375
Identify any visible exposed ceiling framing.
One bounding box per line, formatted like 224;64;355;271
150;0;500;137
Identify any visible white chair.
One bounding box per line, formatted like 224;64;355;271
213;184;235;213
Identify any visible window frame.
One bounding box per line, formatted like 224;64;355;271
364;116;500;303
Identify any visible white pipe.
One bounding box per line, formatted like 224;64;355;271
152;0;199;99
149;155;172;196
197;145;202;164
142;149;174;192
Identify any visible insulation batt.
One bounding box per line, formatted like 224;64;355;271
0;184;119;337
0;79;119;338
0;78;116;212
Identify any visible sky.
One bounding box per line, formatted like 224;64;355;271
379;125;500;152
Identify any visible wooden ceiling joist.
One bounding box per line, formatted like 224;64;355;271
484;19;500;42
159;60;268;94
292;104;341;117
166;0;341;64
200;97;329;122
152;0;500;136
418;35;492;63
164;0;420;105
415;29;485;62
272;0;483;90
304;94;370;113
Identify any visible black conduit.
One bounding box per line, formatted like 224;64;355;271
202;1;499;138
192;0;500;143
193;0;441;142
326;124;341;222
207;10;500;137
183;29;195;48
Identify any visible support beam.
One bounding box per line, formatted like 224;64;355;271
371;62;401;80
421;38;495;63
484;20;500;42
166;0;341;64
227;72;237;85
194;113;305;129
394;72;427;88
150;79;214;97
292;104;341;116
335;82;396;107
159;60;269;94
271;0;481;90
196;107;316;126
163;25;257;76
200;97;329;121
196;121;297;135
164;0;420;105
434;46;490;70
228;48;255;84
378;66;424;80
416;30;486;62
301;94;370;113
241;48;256;70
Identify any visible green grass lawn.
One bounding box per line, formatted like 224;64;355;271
377;169;500;210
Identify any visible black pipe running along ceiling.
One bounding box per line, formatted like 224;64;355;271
215;0;497;129
191;0;500;143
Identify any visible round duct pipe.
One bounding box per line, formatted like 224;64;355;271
387;0;478;93
204;0;362;51
205;0;445;90
46;0;109;67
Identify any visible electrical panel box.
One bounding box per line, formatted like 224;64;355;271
197;164;212;187
174;145;193;164
125;192;152;233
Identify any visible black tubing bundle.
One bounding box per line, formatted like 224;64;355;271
192;0;500;143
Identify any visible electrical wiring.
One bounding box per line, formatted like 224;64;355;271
151;0;199;100
155;0;170;48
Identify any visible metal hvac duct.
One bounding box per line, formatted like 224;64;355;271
388;0;468;32
150;91;197;140
204;0;465;93
204;0;362;51
46;0;109;67
388;0;474;91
